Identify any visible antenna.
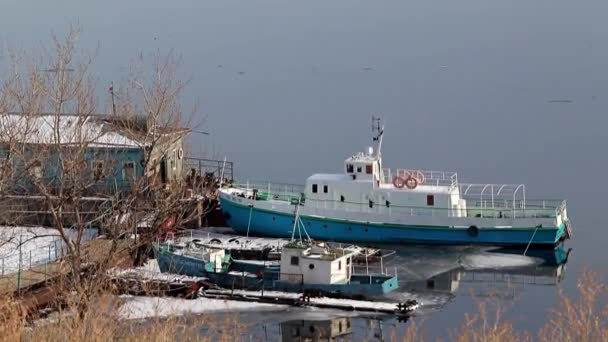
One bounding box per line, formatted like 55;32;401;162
109;82;117;116
371;115;384;158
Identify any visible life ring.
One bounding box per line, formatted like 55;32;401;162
393;176;406;189
177;148;184;160
405;176;418;189
467;225;479;237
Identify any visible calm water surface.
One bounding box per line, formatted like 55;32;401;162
2;0;607;338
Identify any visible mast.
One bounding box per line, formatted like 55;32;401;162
372;116;384;171
372;116;384;158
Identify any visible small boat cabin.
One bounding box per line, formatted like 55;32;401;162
279;242;353;285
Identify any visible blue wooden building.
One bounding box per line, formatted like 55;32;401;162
0;113;189;196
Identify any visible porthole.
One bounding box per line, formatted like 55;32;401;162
309;264;315;270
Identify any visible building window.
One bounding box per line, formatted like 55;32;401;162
92;160;106;181
366;164;373;174
291;256;299;265
427;195;435;206
323;185;328;193
356;166;362;173
312;184;318;193
338;260;342;270
123;161;136;182
346;164;354;173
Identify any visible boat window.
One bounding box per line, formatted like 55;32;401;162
308;263;315;270
291;256;299;265
340;195;345;202
357;166;362;173
427;195;435;206
366;164;373;174
346;164;354;173
338;260;342;270
323;185;328;193
347;257;351;265
312;184;318;193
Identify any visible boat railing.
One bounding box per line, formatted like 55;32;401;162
303;198;564;220
382;169;458;187
231;181;305;201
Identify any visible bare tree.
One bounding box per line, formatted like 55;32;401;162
0;27;201;317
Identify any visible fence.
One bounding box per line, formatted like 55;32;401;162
184;158;234;182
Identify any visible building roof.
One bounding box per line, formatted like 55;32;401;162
0;113;189;149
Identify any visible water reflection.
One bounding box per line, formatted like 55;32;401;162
386;244;570;304
280;317;353;341
239;244;571;340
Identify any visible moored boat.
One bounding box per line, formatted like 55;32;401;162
219;118;572;247
154;218;399;299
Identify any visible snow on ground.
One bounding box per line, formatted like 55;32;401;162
0;227;61;274
109;259;207;283
0;226;97;274
119;296;288;320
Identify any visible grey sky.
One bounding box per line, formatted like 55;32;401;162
1;0;607;247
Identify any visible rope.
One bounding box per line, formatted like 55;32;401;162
523;226;540;256
246;204;253;239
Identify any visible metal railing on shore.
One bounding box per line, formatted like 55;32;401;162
184;157;234;182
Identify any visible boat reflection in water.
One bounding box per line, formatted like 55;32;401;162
279;317;353;342
392;244;570;301
241;244;570;341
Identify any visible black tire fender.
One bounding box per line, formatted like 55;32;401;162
467;225;479;237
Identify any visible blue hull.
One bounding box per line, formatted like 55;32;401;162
154;247;209;277
220;197;565;247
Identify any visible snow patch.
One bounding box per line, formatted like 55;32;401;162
119;296;288;320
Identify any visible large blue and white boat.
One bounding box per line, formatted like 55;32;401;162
219;119;572;247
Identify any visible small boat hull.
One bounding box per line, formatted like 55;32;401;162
220;196;566;247
154;246;209;277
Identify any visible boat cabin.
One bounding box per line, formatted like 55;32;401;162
304;147;467;218
279;242;353;285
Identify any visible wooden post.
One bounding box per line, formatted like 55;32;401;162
197;199;203;228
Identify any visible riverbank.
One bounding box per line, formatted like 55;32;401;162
1;270;604;341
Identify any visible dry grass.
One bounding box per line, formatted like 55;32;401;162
0;295;246;342
0;271;605;341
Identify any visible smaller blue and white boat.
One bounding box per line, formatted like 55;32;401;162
154;213;398;298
